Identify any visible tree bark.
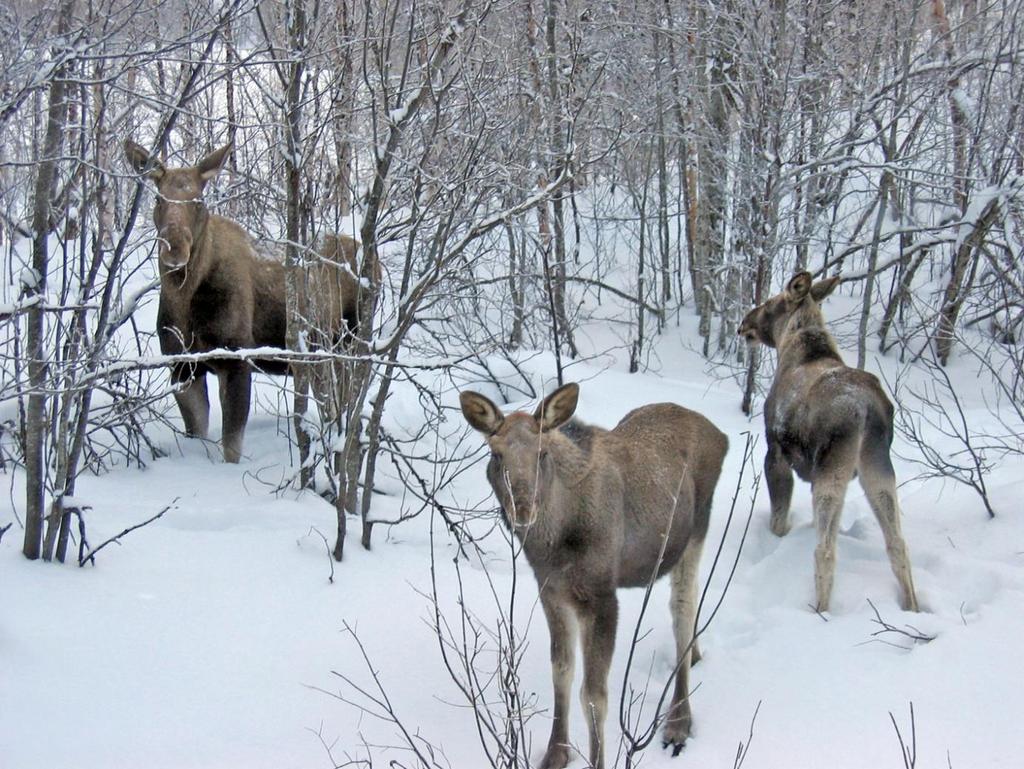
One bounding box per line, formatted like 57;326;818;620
24;0;75;560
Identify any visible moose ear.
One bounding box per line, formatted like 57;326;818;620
534;382;579;432
124;139;165;182
460;391;505;435
197;142;233;182
785;271;813;302
810;275;841;302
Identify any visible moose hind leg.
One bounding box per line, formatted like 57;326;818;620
811;460;854;613
859;456;919;612
172;366;210;439
578;592;618;769
218;363;252;463
765;441;795;536
664;535;705;754
538;592;578;769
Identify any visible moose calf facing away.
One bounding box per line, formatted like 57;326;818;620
461;383;728;769
738;271;919;613
125;140;374;462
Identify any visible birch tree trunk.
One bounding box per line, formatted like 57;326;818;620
931;0;973;364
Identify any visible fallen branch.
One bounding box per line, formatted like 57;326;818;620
861;599;936;649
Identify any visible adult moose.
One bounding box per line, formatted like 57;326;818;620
460;383;728;769
125;139;371;462
738;272;919;613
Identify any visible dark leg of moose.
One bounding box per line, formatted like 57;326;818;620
765;440;794;537
858;448;920;611
171;364;210;439
539;592;578;769
218;363;251;463
578;593;618;769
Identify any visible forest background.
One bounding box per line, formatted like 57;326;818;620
2;0;1023;767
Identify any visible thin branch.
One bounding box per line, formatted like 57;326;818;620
301;526;336;584
860;599;936;650
890;702;918;769
733;700;762;769
78;498;178;566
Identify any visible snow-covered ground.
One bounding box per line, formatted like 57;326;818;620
3;297;1023;769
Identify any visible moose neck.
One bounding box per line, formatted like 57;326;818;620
513;429;592;550
776;301;843;371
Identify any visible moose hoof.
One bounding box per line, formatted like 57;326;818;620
222;436;243;464
769;517;791;537
539;743;570;769
662;719;691;756
662;737;687;757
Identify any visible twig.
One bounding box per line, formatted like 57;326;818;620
733;700;762;769
860;599;936;649
890;702;917;769
886;360;998;519
0;521;11;545
78;498;178;566
809;604;831;622
306;720;371;768
74;508;92;566
381;428;472;554
302;526;336;584
313;621;450;769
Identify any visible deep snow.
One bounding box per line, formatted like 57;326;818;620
3;299;1023;769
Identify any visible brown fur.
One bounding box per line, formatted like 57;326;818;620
297;233;381;426
461;383;728;769
738;271;919;612
124;140;375;462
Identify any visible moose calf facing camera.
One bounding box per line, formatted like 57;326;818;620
461;383;728;769
739;271;919;613
124;139;377;463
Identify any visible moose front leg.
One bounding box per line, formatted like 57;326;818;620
218;363;252;463
539;591;578;769
171;363;210;439
578;591;618;769
765;440;794;536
